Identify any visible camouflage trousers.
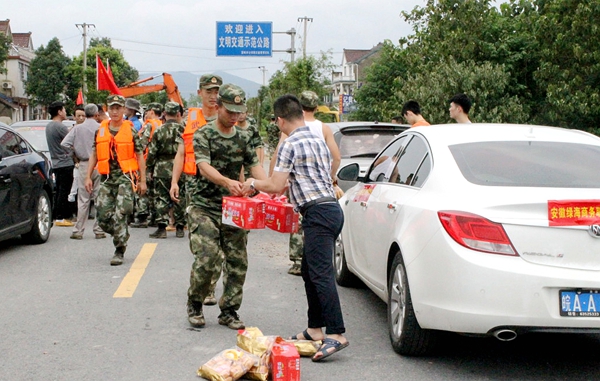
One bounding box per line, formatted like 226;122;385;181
133;178;153;219
96;177;134;250
187;206;248;311
154;177;186;226
289;215;304;264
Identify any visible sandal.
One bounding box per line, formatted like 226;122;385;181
312;337;349;362
289;329;316;341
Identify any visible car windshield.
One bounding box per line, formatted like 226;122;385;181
450;141;600;188
339;130;401;158
11;126;48;151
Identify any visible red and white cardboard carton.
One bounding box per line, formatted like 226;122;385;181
222;197;265;229
264;199;299;233
270;341;300;381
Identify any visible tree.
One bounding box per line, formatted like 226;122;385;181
67;37;139;105
259;53;334;127
354;0;536;124
353;41;408;121
396;58;528;124
532;0;600;130
25;37;72;113
0;32;10;75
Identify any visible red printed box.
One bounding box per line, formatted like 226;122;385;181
264;199;299;233
270;341;300;381
222;197;265;229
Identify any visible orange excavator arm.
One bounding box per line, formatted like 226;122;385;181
119;73;184;107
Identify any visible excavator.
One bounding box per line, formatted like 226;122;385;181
118;73;184;107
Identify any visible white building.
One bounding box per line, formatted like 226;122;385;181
0;19;37;124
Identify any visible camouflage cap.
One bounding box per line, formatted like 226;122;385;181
164;101;180;115
147;102;163;113
125;98;141;112
106;94;126;107
218;83;247;113
199;74;223;90
299;90;319;108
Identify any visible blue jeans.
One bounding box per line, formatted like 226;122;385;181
301;201;345;335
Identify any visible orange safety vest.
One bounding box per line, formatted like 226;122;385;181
183;108;208;175
96;120;139;175
141;118;162;160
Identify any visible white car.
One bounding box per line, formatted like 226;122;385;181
335;124;600;356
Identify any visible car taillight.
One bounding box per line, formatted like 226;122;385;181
438;211;517;256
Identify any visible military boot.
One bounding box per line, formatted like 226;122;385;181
187;302;205;328
110;247;125;266
149;224;167;239
218;309;245;330
175;225;185;238
130;215;148;228
204;291;217;306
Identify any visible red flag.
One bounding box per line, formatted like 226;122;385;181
96;54;122;95
76;89;84;105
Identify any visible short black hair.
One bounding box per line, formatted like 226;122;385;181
391;115;402;121
48;101;65;118
401;100;422;116
449;93;472;114
273;94;303;122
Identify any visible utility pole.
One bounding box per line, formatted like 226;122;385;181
258;66;267;86
273;28;296;63
75;23;95;99
297;16;313;59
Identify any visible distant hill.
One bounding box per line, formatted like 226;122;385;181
139;71;261;100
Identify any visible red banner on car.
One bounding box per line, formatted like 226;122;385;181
548;200;600;226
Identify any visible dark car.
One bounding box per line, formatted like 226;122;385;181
10;119;76;162
328;122;409;190
0;122;54;243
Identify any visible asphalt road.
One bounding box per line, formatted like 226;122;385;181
1;222;599;381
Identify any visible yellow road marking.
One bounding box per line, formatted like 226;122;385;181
113;243;158;298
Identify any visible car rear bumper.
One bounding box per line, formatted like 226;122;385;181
406;230;600;334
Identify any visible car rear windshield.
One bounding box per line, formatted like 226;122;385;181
450;141;600;188
339;130;401;158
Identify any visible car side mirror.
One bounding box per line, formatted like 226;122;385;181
337;163;360;182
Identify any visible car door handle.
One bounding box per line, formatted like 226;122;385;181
360;201;368;208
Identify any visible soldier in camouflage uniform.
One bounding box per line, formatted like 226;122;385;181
146;102;186;239
85;94;147;266
265;115;280;157
131;102;163;228
184;84;267;330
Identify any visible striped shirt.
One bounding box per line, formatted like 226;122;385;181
274;125;335;209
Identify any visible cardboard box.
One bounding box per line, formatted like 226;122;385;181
270;341;300;381
222;197;265;229
264;199;299;233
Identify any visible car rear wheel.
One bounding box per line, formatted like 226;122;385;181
334;234;360;287
388;251;436;356
22;190;51;244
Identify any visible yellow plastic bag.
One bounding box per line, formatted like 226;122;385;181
236;328;279;381
197;347;258;381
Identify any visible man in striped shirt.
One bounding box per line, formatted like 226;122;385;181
243;94;349;362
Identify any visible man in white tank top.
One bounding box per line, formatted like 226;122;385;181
268;90;341;275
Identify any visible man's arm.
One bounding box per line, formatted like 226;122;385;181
198;161;244;196
136;152;147;195
242;171;289;195
84;150;97;194
170;143;185;202
322;123;341;180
